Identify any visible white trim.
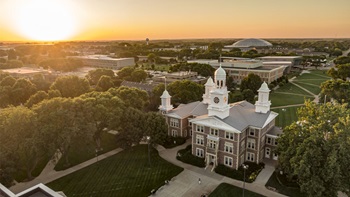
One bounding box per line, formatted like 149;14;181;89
224;156;233;167
17;183;63;197
190;116;241;133
0;183;16;197
262;112;278;128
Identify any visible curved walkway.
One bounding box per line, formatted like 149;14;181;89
155;141;286;197
9;148;123;194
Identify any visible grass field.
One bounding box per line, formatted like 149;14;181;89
265;172;305;197
55;132;120;171
272;106;300;128
47;145;183;197
293;82;321;95
209;183;265;197
270;93;313;107
273;83;311;95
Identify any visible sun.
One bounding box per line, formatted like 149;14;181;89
13;0;78;41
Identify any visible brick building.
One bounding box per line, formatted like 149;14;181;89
159;65;282;170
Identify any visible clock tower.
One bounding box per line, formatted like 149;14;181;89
208;65;230;119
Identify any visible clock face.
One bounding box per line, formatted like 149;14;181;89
214;97;220;104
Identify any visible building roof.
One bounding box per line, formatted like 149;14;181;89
168;100;278;132
120;81;156;93
267;126;283;136
258;56;302;60
228;39;272;48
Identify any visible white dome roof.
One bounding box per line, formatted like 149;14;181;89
215;65;226;79
232;38;272;48
160;89;171;98
258;82;270;92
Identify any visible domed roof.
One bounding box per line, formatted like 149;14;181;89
215;65;226;79
258;81;270;92
231;38;272;48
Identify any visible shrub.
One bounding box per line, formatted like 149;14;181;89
161;136;186;148
215;162;265;183
176;145;205;168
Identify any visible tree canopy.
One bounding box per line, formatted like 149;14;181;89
50;75;90;98
86;68;115;85
240;73;262;94
169;63;215;77
277;101;350;197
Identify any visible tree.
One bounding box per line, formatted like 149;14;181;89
25;91;49;108
30;74;51;91
320;79;350;104
130;69;148;82
144;112;168;145
78;91;124;149
108;86;149;110
0;106;45;180
242;89;255;103
50;75;90;98
327;64;350;80
116;66;134;80
33;98;94;167
240;73;262;94
168;80;204;105
276;101;350;197
86;68;115;85
96;75;114;91
117;107;145;149
0;76;16;87
11;78;37;105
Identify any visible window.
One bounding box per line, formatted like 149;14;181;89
196;125;204;133
240;154;244;165
196;135;204;145
210;128;219;136
274;139;278;146
208;139;216;149
170;118;179;128
225;132;234;140
224;142;233;154
247;152;255;162
196;148;204;158
241;141;245;152
266;137;272;144
249;128;256;136
172;130;178;137
247;139;256;150
273;153;278;160
224;156;233;167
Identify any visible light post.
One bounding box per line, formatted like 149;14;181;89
147;136;151;168
242;164;249;197
95;149;99;162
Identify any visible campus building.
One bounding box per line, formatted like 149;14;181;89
192;59;286;84
70;55;135;69
153;71;208;85
159;65;282;170
224;38;273;52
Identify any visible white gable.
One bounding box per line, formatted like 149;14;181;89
190;116;241;133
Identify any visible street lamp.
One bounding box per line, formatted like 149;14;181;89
242;164;249;197
147;136;151;168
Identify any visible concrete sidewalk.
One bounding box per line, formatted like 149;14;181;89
156;141;286;197
10;148;123;193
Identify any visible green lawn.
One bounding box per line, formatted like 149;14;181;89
47;145;184;197
293;79;327;86
55;132;119;171
274;83;311;96
209;183;265;197
293;82;321;95
272;106;300;128
265;172;305;197
270;93;313;107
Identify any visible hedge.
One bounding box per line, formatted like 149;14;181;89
176;145;205;168
215;162;265;183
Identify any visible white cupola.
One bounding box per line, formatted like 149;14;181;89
202;77;215;104
255;82;271;113
208;65;230;119
214;64;226;89
159;89;173;113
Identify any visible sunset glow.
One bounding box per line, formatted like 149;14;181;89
0;0;350;41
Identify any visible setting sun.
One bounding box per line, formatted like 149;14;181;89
12;0;77;41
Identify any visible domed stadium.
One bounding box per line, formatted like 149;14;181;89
227;38;272;48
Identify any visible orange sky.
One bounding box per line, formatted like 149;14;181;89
1;0;350;41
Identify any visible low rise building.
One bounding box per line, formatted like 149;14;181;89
70;55;135;69
153;71;207;85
